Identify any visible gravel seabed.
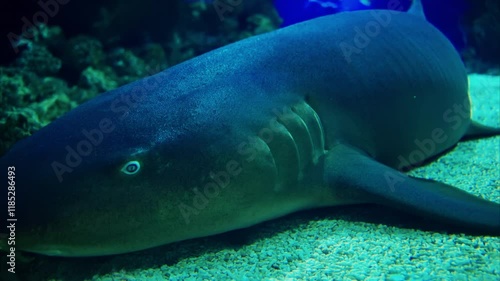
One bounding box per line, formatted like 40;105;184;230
13;74;500;281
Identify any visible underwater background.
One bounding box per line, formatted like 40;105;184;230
0;0;499;280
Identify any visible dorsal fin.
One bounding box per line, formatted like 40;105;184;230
407;0;426;19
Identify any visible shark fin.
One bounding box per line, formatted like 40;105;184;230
323;144;500;235
462;120;500;140
407;0;426;19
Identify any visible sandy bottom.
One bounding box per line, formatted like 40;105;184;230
4;74;499;281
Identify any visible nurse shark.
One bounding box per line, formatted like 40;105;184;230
0;0;499;256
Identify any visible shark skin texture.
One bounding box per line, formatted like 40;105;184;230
0;0;499;257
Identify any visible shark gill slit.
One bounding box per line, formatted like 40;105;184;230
259;101;327;192
276;109;311;180
259;119;300;192
291;101;326;163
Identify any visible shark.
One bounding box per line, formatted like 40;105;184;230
0;0;499;257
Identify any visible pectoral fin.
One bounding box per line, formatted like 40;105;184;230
324;144;500;235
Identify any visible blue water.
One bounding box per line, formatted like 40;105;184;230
274;0;467;50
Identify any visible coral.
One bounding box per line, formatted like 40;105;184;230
0;109;43;156
33;24;66;51
247;14;278;35
11;24;65;55
63;35;105;72
0;67;77;155
163;0;280;67
166;32;197;66
0;67;32;107
14;45;62;76
107;48;148;81
0;0;283;156
139;43;169;72
79;66;118;93
32;88;77;125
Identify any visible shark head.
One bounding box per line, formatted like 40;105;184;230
0;71;249;256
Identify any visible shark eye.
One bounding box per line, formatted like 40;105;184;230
121;161;141;175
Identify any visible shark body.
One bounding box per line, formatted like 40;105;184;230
1;0;499;256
